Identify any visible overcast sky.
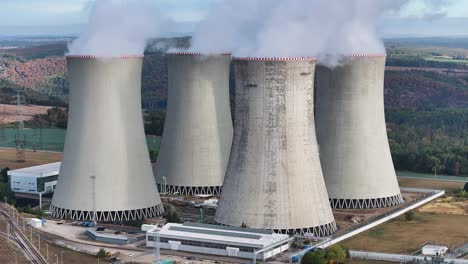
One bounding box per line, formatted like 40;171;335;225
0;0;468;37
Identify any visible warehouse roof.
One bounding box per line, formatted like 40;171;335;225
7;162;61;178
147;222;290;248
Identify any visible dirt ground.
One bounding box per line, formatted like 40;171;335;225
341;212;468;254
419;196;468;215
0;148;62;169
333;191;422;230
398;177;466;192
28;233;99;264
0;216;30;264
0;104;51;124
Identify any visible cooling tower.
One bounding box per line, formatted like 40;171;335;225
215;57;337;236
51;55;163;221
155;53;233;195
315;54;404;209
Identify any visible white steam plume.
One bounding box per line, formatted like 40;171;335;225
68;0;170;56
190;0;448;63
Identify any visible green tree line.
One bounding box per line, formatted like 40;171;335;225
387;108;468;176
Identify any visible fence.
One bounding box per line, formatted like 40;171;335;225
351;250;468;264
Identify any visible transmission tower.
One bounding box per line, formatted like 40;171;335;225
0;105;6;141
13;91;24;130
11;91;26;162
14;134;26;162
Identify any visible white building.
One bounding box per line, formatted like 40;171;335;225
422;245;448;256
29;218;43;228
146;223;292;261
8;162;60;194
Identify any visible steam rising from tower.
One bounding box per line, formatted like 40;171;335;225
51;56;163;220
190;0;449;63
68;0;169;57
215;57;337;236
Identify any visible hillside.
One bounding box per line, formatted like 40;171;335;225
0;37;190;111
384;70;468;109
0;57;66;89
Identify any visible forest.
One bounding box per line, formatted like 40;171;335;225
387;109;468;176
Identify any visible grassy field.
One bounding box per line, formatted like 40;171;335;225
0;148;62;169
0;128;161;152
341;212;468;254
385;44;468;58
397;177;465;192
397;171;468;182
425;57;468;64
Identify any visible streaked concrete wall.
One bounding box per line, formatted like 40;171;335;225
315;56;402;205
215;58;336;236
155;54;233;194
51;56;163;219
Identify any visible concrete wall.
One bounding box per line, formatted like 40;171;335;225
10;175;37;193
51;56;163;220
215;58;336;236
155;54;233;194
315;56;402;206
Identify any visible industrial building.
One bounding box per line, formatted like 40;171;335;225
315;55;404;209
8;162;60;194
215;57;337;236
145;223;292;261
50;55;163;221
155;52;233;196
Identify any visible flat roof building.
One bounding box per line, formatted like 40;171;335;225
146;223;292;261
422;245;448;256
8;162;61;194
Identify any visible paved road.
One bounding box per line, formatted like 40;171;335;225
397;171;468;182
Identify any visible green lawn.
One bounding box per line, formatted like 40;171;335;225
424;57;468;64
397;170;468;182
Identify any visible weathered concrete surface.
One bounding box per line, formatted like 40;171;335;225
315;56;403;207
215;59;336;236
51;56;163;220
155;54;233;195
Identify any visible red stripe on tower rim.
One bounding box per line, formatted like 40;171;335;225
336;54;387;57
233;57;316;61
66;55;144;59
167;52;231;56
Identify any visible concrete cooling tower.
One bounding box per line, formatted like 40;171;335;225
215;57;337;236
315;54;404;209
155;53;233;195
51;55;163;221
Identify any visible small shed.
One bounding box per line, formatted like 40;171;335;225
141;224;157;232
29;218;43;228
422;245;448;256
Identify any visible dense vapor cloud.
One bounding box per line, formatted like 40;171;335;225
68;0;170;56
189;0;448;61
